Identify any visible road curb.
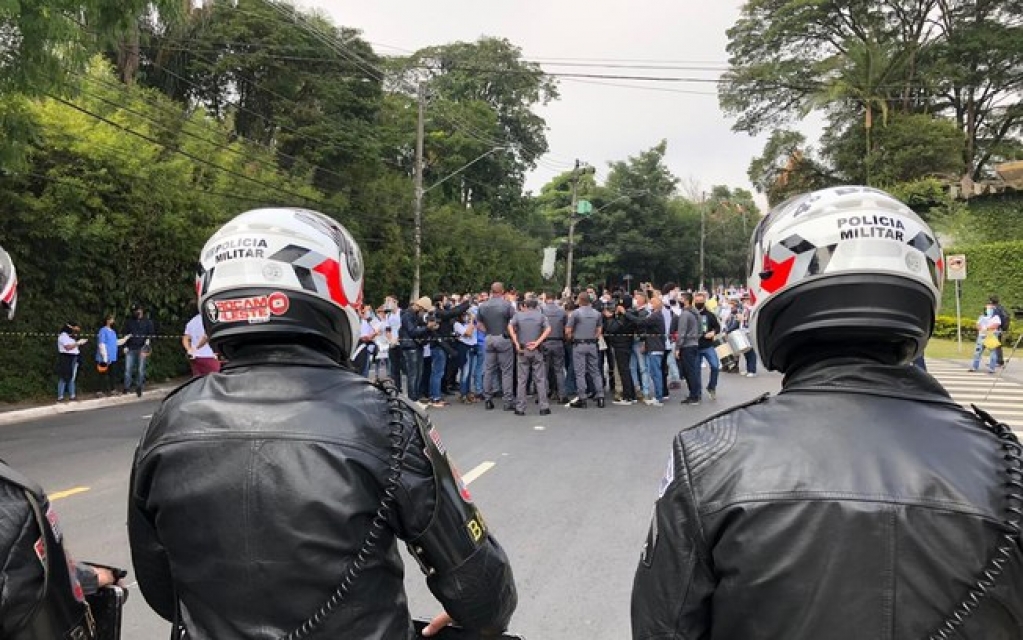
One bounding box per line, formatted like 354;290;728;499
0;388;172;427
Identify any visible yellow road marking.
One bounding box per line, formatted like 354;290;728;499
462;462;496;486
49;487;90;501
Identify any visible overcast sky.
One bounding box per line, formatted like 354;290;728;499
302;0;803;209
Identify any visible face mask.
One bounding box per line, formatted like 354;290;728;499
985;308;994;317
695;303;705;310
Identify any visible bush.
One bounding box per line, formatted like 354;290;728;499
939;241;1023;326
934;315;1015;345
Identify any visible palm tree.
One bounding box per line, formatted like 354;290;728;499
811;39;912;185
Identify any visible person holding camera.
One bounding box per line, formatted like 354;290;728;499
426;294;471;408
400;296;434;410
56;321;87;402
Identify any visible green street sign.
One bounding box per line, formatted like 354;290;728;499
576;200;594;216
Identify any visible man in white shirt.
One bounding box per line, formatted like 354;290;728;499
183;313;221;376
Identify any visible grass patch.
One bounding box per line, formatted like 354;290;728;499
926;337;976;360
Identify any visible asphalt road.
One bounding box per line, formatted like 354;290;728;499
0;370;781;639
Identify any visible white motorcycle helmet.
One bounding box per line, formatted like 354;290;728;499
748;186;944;372
196;208;364;362
0;245;17;320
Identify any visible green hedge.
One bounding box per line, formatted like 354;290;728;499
934;315;1016;344
939;194;1023;245
938;241;1023;324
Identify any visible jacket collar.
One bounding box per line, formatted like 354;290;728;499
222;343;343;370
781;358;957;406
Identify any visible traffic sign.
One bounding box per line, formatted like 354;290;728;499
575;200;593;216
947;254;967;280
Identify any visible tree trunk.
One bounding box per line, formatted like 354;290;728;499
116;24;140;86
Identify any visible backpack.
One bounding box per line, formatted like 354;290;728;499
996;305;1011;332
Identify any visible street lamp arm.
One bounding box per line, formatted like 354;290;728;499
423;146;506;194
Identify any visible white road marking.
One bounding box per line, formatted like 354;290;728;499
141;414;152;419
533;425;546;431
461;461;496;486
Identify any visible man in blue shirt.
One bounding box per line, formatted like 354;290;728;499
96;314;129;396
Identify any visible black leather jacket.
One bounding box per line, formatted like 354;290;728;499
129;343;516;640
632;359;1023;639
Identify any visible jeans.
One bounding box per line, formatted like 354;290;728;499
564;344;577;396
666;344;681;382
473;345;486;394
403;349;424;401
631;341;649;398
459;344;476;396
57;360;79;400
388;348;403;391
646;352;665;401
679;346;701;400
744;349;758;374
429;345;447;401
123;349;148;391
972;336;999;372
699;347;720;391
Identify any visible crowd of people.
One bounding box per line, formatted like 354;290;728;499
352;282;759;414
53;303;219;402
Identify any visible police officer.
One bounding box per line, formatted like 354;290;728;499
476;282;516;411
508;296;551;416
565;293;604;409
0;246;119;640
129;209;516;639
540;291;568;404
632;187;1023;639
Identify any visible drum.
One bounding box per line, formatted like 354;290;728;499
714;338;740;372
726;329;752;355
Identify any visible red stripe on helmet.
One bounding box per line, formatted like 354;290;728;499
759;256;796;294
312;258;348;307
1;278;16;303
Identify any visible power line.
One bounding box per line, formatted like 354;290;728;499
45;92;334;210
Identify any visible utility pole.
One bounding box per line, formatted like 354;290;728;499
411;82;426;303
564;159;581;298
699;191;707;292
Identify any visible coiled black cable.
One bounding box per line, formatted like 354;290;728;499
282;378;412;640
928;405;1023;640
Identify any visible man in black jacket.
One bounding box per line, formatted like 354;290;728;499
123;304;155;397
692;292;721;400
427;294;472;407
130;208;516;640
632;186;1023;639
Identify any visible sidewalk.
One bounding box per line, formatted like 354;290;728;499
0;380;183;427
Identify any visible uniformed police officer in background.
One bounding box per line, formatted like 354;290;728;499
565;293;605;409
0;245;120;640
540;292;568;404
508;296;551;416
477;282;517;411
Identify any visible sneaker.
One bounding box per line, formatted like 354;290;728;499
745;372;757;378
629;399;638;405
643;398;662;406
707;388;716;400
968;368;978;373
539;408;551;416
430;400;448;408
683;398;701;405
136;387;143;398
612;399;633;406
